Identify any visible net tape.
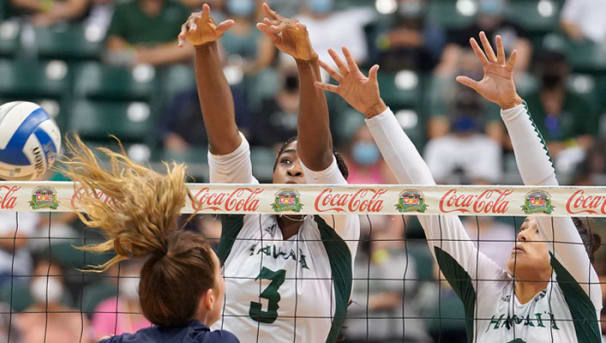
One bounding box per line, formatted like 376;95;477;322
2;181;606;216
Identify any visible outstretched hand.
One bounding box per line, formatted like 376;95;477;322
314;47;386;118
256;3;317;62
178;3;234;47
455;31;523;109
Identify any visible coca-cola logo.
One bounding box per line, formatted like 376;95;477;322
439;189;512;214
0;185;19;210
193;187;262;212
314;188;386;213
71;186;113;209
566;189;606;215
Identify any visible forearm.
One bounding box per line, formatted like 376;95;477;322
137;43;194;65
10;0;42;11
296;58;333;171
502;103;598;293
194;42;241;155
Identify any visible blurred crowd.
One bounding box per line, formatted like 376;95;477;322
0;0;606;341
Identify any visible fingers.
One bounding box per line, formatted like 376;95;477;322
506;49;518;72
479;31;497;63
202;3;210;21
216;19;235;36
368;64;379;82
318;59;342;82
496;35;506;65
314;81;339;94
256;23;281;43
263;2;281;21
469;37;489;65
455;76;480;92
178;24;186;46
342;47;360;74
328;48;349;76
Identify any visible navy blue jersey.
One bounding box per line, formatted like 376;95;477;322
98;320;239;343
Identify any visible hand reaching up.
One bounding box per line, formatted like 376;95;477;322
256;3;317;62
178;3;234;47
455;31;523;109
314;47;386;118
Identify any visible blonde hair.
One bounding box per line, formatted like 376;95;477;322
61;136;192;271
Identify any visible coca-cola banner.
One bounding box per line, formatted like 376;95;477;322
2;181;606;217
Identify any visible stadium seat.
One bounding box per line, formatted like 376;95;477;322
73;62;156;101
506;1;560;33
81;280;117;318
0;59;71;99
251;146;276;182
157;64;196;104
0;20;20;57
377;70;421;109
68;100;155;143
427;1;475;31
152;146;209;180
34;23;103;61
566;41;606;74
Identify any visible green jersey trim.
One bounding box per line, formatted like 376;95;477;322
434;247;476;343
550;253;601;342
314;216;353;343
217;215;245;265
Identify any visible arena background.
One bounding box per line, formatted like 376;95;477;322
0;0;605;341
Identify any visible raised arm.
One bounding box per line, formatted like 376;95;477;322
178;4;239;156
456;32;600;302
315;48;504;288
257;3;332;170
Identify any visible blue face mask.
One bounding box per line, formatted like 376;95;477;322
478;0;504;15
308;0;333;14
352;142;380;166
228;0;255;18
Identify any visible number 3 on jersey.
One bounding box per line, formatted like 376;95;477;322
249;267;286;323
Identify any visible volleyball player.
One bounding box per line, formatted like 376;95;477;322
62;137;238;343
178;4;359;343
314;33;602;342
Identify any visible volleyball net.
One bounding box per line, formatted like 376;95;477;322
0;181;604;342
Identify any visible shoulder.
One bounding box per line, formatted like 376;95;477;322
203;330;240;342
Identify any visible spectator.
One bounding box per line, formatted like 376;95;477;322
251;66;299;148
524;50;599;165
83;0;115;42
374;0;445;72
221;0;275;75
343;124;394;185
0;211;38;287
561;0;606;43
572;138;606;186
424;86;503;184
436;0;532;75
105;0;193;66
295;0;375;66
15;257;92;343
92;260;151;340
344;222;430;343
9;0;88;26
463;216;515;268
427;49;505;144
157;84;250;152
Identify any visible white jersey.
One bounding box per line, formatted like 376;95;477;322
366;106;602;343
208;135;360;343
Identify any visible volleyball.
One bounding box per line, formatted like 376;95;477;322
0;101;61;180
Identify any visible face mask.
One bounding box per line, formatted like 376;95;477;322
119;276;140;300
30;277;63;304
227;0;255;18
284;74;299;92
451;115;479;133
308;0;333;14
398;0;425;18
352;142;380;166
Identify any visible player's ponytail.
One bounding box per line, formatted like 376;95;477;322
62;135;218;327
